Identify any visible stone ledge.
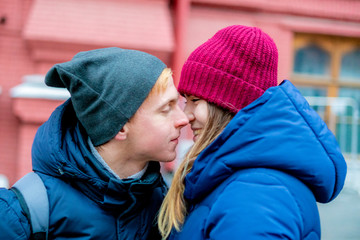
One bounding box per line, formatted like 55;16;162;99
10;75;70;100
10;75;68;123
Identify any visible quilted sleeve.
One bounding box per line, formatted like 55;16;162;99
0;188;31;240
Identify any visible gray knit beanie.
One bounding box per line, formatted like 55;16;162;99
45;47;166;146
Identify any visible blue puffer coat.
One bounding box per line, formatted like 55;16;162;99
169;80;347;240
0;99;167;240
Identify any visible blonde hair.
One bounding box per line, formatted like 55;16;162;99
148;68;172;97
158;103;234;239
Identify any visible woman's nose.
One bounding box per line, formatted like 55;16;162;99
183;104;195;122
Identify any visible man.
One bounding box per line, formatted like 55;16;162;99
0;47;188;239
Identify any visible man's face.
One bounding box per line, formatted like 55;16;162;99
126;77;189;163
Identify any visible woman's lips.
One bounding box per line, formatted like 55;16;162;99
192;129;202;141
193;129;201;136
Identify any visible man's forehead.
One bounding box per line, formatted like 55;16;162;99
157;86;179;105
142;83;179;108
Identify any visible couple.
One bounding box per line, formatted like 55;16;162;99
0;25;346;239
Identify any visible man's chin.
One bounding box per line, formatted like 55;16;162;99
157;153;177;163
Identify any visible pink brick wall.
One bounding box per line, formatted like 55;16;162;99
0;0;35;184
12;98;64;179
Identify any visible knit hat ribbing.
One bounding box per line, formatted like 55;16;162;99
178;25;278;113
45;47;166;146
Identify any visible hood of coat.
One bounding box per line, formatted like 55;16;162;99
184;80;347;204
31;99;164;212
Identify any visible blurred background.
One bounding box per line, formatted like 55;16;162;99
0;0;359;239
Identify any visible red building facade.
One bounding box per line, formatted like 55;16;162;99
1;0;360;185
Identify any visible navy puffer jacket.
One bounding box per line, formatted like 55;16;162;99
169;80;347;240
0;99;167;239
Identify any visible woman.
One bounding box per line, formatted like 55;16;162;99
158;25;347;239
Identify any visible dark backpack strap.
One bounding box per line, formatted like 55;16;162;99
11;172;49;240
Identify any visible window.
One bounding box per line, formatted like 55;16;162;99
294;44;330;76
340;48;360;82
292;34;360;158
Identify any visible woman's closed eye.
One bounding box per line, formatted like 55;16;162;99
185;97;200;104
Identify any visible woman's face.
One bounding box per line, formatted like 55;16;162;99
183;95;209;142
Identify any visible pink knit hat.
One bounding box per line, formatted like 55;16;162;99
178;25;278;113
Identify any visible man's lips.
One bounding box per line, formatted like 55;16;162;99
171;136;180;143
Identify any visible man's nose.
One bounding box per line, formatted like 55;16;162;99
175;105;189;128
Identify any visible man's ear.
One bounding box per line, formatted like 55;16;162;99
114;124;129;141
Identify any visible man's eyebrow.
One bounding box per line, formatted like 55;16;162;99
157;93;180;109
